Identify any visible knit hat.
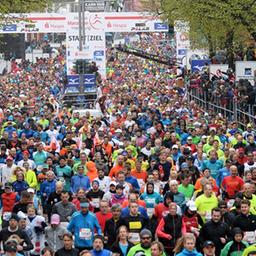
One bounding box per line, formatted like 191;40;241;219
139;229;152;238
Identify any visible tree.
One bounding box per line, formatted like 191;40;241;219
0;0;51;14
145;0;256;66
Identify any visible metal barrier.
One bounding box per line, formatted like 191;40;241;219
187;87;256;129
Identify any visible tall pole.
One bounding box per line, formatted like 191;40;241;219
78;0;84;94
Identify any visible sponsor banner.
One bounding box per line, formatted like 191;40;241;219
66;13;106;76
191;59;211;73
0;12;169;34
0;13;66;33
209;64;229;79
104;12;168;32
66;74;96;93
174;21;190;61
235;61;256;85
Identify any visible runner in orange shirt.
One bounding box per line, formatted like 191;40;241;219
109;155;125;178
131;159;148;182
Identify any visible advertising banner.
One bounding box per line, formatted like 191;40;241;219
0;13;66;33
235;61;256;85
66;12;106;76
66;74;96;93
1;12;170;77
191;59;211;73
174;21;190;62
104;12;168;32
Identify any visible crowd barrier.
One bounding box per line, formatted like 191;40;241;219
187;87;256;129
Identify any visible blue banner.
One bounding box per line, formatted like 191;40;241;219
3;24;17;32
66;74;96;93
191;59;211;73
154;23;168;30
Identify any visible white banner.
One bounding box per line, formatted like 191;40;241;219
66;13;106;76
235;61;256;85
0;13;66;33
104;12;168;32
1;12;169;77
174;21;190;63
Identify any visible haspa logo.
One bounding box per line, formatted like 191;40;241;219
89;14;103;30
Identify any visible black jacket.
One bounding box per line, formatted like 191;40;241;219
111;241;134;256
55;247;79;256
0;227;33;252
159;214;182;249
199;220;231;256
221;212;235;228
104;218;121;248
233;213;256;232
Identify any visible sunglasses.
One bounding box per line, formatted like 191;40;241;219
141;237;151;240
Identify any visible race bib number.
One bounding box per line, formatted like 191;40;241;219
205;212;212;222
129;221;142;230
146;198;155;205
91;198;100;208
138;179;145;188
3;212;11;221
147;208;154;218
129;232;140;244
244;231;256;244
79;228;92;240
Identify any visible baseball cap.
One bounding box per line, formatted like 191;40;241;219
186;200;197;211
4;182;12;189
172;145;178;149
50;214;60;225
110;181;117;187
187;136;192;140
6;156;13;161
27;188;35;194
203;241;215;248
23;150;29;155
115;129;122;133
4;240;18;253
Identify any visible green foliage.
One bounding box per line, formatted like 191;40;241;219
155;0;256;51
0;0;51;14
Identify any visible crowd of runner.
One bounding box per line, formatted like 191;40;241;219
1;33;256;256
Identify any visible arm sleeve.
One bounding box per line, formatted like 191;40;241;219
221;178;226;190
51;204;57;214
108;168;114;178
67;217;74;233
156;218;170;239
86;178;90;190
22;232;34;251
70;177;75;194
182;217;187;234
94;216;102;235
31;172;38;188
220;242;231;256
216;171;221;187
